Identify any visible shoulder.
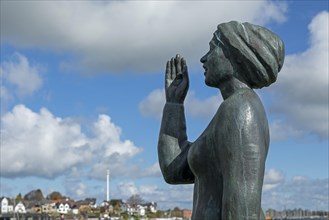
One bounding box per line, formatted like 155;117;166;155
215;88;267;133
211;89;269;149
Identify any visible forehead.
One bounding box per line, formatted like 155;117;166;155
209;38;216;46
211;32;224;47
209;38;223;50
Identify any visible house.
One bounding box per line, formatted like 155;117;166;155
56;202;70;214
31;204;42;213
122;203;146;216
41;203;54;214
137;205;146;216
143;202;157;213
1;197;9;213
172;209;192;220
14;201;26;213
1;198;18;214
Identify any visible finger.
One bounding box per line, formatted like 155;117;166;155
181;58;189;80
176;54;182;77
181;58;188;77
165;61;171;88
171;58;176;79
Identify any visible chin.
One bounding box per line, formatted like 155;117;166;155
205;79;218;88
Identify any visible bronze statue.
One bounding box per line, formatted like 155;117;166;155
158;21;284;220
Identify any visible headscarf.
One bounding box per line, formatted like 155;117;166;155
215;21;285;88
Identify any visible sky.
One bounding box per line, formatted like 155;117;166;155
0;0;328;211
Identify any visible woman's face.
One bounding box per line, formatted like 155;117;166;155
200;37;234;88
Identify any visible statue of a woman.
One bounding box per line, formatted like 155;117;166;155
158;21;284;220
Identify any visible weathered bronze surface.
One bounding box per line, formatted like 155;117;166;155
158;21;285;220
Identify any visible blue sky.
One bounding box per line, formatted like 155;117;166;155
1;0;328;211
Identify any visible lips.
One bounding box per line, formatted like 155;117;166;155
203;65;207;75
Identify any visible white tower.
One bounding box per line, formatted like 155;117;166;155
106;169;110;202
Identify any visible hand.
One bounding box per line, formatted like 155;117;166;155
165;54;189;104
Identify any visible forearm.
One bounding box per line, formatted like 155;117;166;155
158;102;188;174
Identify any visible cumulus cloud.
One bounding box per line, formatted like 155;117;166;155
139;89;221;119
139;89;165;119
1;1;286;74
268;11;329;140
117;182;139;198
141;162;162;177
1;105;89;178
263;169;285;192
262;176;329;211
63;174;90;200
269;120;304;141
0;53;43;98
0;105;143;179
0;86;12;102
117;181;193;209
186;91;222;118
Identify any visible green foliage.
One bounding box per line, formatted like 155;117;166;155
121;212;129;220
100;206;106;213
146;211;157;218
47;191;63;200
15;193;22;203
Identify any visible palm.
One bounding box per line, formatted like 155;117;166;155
165;54;189;104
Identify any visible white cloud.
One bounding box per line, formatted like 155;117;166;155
262;176;329;211
0;53;43;97
0;105;143;179
267;11;329;140
186;91;221;118
75;183;87;197
88;115;143;179
139;89;221;119
64;176;89;200
1;1;286;74
269;120;304;141
0;85;13;101
138;89;165;119
90;115;141;157
117;182;139;198
1;105;89;178
141;162;162;177
117;181;193;209
263;169;285;192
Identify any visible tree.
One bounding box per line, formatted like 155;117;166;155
24;189;44;201
79;205;92;216
127;194;143;207
47;191;62;200
15;193;22;203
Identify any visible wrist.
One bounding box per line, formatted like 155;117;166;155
165;102;184;106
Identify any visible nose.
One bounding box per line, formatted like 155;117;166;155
200;54;207;63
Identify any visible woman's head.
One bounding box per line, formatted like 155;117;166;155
200;36;235;88
212;21;285;89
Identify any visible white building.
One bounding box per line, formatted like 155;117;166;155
1;198;8;213
1;198;14;214
57;203;70;214
122;204;146;216
148;202;157;213
138;205;146;216
14;201;26;213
